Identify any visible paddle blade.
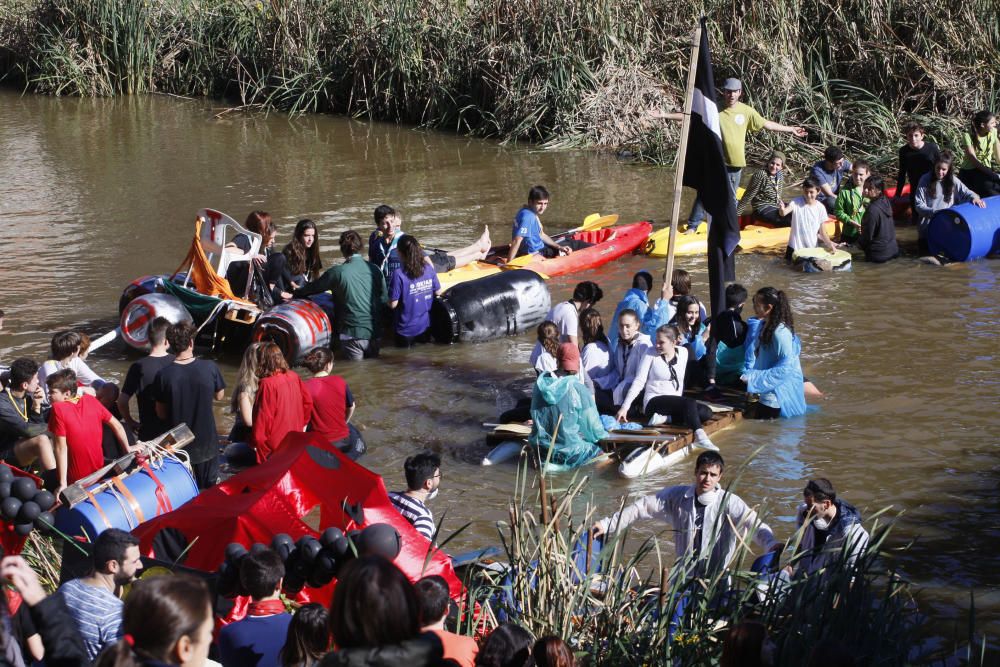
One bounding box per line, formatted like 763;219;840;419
581;214;619;232
582;213;601;228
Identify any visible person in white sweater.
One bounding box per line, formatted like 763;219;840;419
614;324;718;451
593;451;780;572
610;309;652;412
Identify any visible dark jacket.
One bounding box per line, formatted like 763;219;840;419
15;594;89;667
859;197;899;263
318;633;458;667
0;390;47;449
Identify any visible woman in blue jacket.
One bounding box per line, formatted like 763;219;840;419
744;287;806;418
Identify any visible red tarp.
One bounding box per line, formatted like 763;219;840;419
132;434;463;608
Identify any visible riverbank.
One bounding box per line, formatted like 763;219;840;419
1;0;998;170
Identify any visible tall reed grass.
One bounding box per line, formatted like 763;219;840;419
2;0;998;166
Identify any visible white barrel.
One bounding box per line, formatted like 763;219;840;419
120;294;193;350
251;299;332;363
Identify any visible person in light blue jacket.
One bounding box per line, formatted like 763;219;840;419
744;287;806;418
607;271;674;352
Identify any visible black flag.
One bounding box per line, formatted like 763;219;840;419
681;18;739;317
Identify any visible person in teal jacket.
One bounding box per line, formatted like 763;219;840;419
607;271;674;352
743;287;806;419
529;343;608;469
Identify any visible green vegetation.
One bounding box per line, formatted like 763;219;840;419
0;0;998;169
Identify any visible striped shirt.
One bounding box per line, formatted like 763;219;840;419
59;578;123;660
389;491;435;540
737;168;785;216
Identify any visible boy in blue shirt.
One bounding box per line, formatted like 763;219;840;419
506;185;573;262
810;146;853;214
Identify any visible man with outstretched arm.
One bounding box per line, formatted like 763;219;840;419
593;451;780;572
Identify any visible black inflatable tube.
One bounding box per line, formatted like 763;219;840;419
430;269;552;344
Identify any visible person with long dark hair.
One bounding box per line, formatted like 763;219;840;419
281;604;330;667
914;150;984;248
389;235;443;347
94;575;214;667
474;624;533;667
531;637;575;667
250;343;313;462
857;174;899;263
669;295;709;388
283;219;323;285
958;110;1000;197
743;288;806;419
580;309;617;413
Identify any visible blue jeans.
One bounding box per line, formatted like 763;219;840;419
687;167;742;226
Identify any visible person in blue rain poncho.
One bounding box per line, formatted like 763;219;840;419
607;271;674;352
529;343;608;469
742;287;806;418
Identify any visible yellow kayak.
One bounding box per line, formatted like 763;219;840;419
644;219;837;257
437;261;502;291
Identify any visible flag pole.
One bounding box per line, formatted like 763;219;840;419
664;23;703;283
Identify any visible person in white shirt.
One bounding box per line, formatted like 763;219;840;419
529;281;603;369
579;309;618;413
593;451;780;573
614;324;717;451
779;176;838;262
610;309;652;413
37;330;106;401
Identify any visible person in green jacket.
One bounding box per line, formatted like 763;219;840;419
833;160;870;244
293;230;387;361
529;343;608;470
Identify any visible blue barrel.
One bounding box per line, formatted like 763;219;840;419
927;196;1000;261
430;269;551;343
54;458;198;539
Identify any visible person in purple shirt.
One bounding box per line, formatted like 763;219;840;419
389;235;443;347
810;146;853;214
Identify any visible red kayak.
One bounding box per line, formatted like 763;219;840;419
499;221;653;278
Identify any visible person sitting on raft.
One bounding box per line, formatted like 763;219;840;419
736;151;791;226
506;185;585;262
38;330;107;402
607;270;673;352
742;287;806;419
529;343;608;470
958;110;1000;198
389;235;444;347
858;174;900;263
810;146;853;214
301;347;364;460
580;309;618;414
669;295;710;389
529;280;603;369
779;176;838;262
615;324;719;451
668;269;707;322
369;204;490;282
610;309;653;414
224;210;277;300
266;218;323;301
833;160;870;244
914;150;985;250
704;283;749;393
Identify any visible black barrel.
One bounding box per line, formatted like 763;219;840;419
430;269;551;344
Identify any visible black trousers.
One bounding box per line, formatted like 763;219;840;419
643;395;712;429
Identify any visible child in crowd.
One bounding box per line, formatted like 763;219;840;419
668;269;707;322
743;287;806;419
669;295;709;388
302;347;363;460
914;151;985;248
737;151;791;225
810;146;853;213
779;177;838;261
858;174;900;263
47;369;132;494
37;330;106;401
958;110;1000;197
833;160;870;244
704;283;750;393
895;120;940;220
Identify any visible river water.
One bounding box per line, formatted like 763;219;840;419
0;92;997;647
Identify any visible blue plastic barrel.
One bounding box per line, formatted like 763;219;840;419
54;458;198;539
927;196;1000;261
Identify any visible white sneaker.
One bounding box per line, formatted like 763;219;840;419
694;429;719;451
647;413;671;426
684;225;699;235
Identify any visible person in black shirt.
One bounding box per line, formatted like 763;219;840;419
859;175;900;263
0;358;56;476
704;284;749;395
118;317;175;442
895;121;940;223
153;322;225;489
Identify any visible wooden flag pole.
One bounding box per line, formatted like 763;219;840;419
664;23;703;282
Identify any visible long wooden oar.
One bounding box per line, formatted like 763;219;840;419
505;213;620;268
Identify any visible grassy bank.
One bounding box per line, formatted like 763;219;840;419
1;0;998;170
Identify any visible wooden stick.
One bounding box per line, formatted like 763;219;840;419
664;24;703;282
658;566;670;615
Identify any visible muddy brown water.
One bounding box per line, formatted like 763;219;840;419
0;92;997;648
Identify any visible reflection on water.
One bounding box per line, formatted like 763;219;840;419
0;92;997;642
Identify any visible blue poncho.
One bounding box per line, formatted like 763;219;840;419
607;288;674;352
529;372;608;468
746;322;807;418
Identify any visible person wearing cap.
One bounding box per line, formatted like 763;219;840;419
789;478;869;578
736;151;792;225
682;78;807;232
528;342;608;469
607;271;675;352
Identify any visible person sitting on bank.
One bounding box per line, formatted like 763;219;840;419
388;451;441;542
833;160;870;244
607;270;674;352
37;330;107;402
810;146;853;214
789;478;870;578
369;204;491;282
736;151;791;226
593;451;780;573
506;185;576;262
858;174;900;263
779;177;838;262
219;548;292;667
529;343;608;470
47;369;132;497
0;358;56;479
914;150;985;250
293;230;387;361
958;110;1000;198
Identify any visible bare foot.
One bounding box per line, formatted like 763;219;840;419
478;226;491;253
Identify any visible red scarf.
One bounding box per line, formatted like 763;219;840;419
247;599;285;617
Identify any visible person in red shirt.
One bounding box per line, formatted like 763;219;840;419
47;369;132;495
300;347;358;449
250;343;313;462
